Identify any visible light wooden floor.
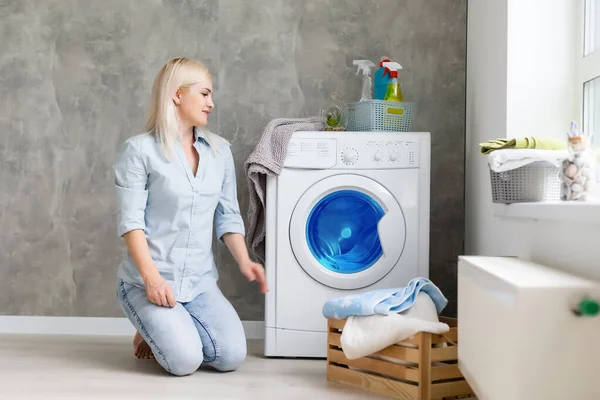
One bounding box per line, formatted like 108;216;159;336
0;335;389;399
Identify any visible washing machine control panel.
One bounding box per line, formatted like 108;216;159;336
339;140;419;168
285;138;338;169
368;140;418;166
284;135;422;169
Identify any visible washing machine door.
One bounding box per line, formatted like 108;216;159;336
289;174;406;290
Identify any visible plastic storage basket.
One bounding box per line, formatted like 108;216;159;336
345;100;414;132
489;161;561;203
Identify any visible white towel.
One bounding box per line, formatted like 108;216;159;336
244;117;323;263
340;293;450;360
488;149;568;172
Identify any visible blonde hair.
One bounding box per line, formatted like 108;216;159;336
144;57;217;159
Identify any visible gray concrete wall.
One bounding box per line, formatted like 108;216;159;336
0;0;466;319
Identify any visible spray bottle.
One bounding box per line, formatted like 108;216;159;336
374;56;392;100
353;60;375;101
382;61;403;102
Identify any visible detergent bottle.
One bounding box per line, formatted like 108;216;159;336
352;60;375;101
373;56;392;100
382;61;403;102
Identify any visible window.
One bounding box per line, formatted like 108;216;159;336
579;0;600;185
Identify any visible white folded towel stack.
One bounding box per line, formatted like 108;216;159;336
340;292;450;360
488;149;568;173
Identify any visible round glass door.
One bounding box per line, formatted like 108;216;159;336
290;174;406;290
306;190;385;274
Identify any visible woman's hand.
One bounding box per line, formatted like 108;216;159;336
123;230;176;307
222;233;269;294
239;260;268;294
143;273;177;307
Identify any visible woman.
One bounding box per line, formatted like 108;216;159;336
114;57;267;376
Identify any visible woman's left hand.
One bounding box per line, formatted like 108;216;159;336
239;260;268;294
221;233;268;294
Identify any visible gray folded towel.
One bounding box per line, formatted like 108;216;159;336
244;117;323;263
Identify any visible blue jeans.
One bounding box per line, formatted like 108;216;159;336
116;279;247;376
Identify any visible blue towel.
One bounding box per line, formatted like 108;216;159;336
322;277;448;319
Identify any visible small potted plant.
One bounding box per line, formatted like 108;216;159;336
321;92;346;131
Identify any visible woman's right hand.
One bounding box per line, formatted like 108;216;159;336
143;273;177;308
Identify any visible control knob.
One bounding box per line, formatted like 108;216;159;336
342;148;358;164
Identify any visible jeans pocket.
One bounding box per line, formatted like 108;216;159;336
117;279;134;296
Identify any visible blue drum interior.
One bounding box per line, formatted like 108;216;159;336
305;190;385;274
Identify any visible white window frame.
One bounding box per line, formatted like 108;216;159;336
578;1;600;135
577;0;600;185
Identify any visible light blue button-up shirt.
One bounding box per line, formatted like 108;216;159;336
114;128;245;302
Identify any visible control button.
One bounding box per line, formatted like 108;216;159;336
389;151;399;162
373;151;383;161
342;147;358;164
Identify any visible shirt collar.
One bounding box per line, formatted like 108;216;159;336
193;127;211;147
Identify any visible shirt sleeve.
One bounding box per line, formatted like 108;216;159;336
215;145;245;242
114;140;149;237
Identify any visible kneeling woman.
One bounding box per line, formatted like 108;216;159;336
114;57;267;376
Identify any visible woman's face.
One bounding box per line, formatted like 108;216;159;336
174;79;214;128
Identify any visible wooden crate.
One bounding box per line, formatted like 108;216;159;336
327;317;473;400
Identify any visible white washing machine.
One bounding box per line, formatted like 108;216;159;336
264;131;430;358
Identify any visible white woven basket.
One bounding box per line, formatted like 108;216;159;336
489;161;561;203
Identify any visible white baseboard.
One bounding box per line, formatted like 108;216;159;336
0;316;265;339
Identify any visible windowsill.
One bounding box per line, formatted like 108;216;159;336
493;201;600;223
